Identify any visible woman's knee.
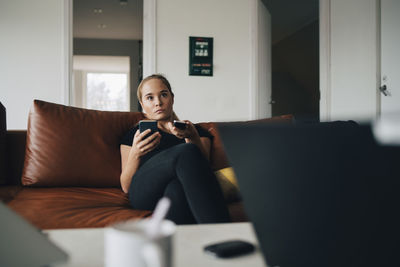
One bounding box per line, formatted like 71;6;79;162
174;143;202;158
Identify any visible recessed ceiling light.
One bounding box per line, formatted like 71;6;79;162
97;24;107;29
93;8;103;14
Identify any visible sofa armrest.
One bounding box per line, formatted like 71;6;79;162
0;102;5;185
5;130;26;185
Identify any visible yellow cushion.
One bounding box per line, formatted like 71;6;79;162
217;167;238;186
214;167;241;203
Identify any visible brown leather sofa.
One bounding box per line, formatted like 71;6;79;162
0;100;293;230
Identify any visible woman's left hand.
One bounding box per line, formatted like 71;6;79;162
168;120;199;140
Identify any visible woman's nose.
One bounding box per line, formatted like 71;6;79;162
155;97;162;106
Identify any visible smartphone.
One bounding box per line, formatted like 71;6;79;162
203;240;255;258
139;120;158;135
173;120;187;130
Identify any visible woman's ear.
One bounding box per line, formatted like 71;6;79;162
139;101;145;113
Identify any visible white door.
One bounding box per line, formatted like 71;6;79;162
380;0;400;116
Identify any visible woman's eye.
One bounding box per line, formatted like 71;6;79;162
161;93;168;97
147;96;153;101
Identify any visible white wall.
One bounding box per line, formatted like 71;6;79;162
0;0;70;130
154;0;270;122
320;0;379;122
0;0;271;128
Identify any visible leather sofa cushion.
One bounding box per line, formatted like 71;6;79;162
7;187;151;229
22;100;145;187
0;185;22;203
7;187;246;229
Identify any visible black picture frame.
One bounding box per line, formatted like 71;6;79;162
189;36;213;76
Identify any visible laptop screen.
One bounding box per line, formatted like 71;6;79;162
219;122;400;267
0;202;68;267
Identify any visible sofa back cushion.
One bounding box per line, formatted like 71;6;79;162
22;100;145;187
198;114;294;171
22;100;293;187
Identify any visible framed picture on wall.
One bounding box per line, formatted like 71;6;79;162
189;36;213;76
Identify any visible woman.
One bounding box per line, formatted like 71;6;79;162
119;74;231;224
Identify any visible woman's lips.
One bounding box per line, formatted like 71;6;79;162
155;109;165;113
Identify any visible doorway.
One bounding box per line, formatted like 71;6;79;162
72;0;143;112
263;0;320;122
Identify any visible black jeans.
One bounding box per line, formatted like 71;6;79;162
129;143;231;224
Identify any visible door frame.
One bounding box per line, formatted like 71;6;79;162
143;0;157;78
65;0;145;109
319;0;331;122
63;0;73;105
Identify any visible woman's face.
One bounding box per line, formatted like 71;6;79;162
140;78;174;121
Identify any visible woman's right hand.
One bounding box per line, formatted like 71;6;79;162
130;129;161;157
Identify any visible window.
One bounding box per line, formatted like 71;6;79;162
86;73;129;111
73;56;130;111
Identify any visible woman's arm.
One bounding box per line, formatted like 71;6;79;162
120;129;161;193
120;144;141;193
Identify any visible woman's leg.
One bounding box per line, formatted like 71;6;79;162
171;143;231;223
164;179;196;224
129;143;231;224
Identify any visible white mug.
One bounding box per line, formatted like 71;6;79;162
104;219;176;267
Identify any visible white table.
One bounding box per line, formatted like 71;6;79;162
45;222;267;267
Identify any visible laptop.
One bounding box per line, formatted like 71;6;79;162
0;202;68;267
218;121;400;267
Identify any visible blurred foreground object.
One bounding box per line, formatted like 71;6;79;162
373;112;400;146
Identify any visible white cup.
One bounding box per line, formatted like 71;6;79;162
104;219;176;267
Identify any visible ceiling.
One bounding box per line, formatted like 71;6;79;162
73;0;143;40
73;55;130;72
73;0;318;42
263;0;319;44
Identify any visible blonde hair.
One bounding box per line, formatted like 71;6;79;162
137;74;179;120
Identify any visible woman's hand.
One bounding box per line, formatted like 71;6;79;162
120;129;161;193
168;120;211;160
168;120;199;140
131;129;161;157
